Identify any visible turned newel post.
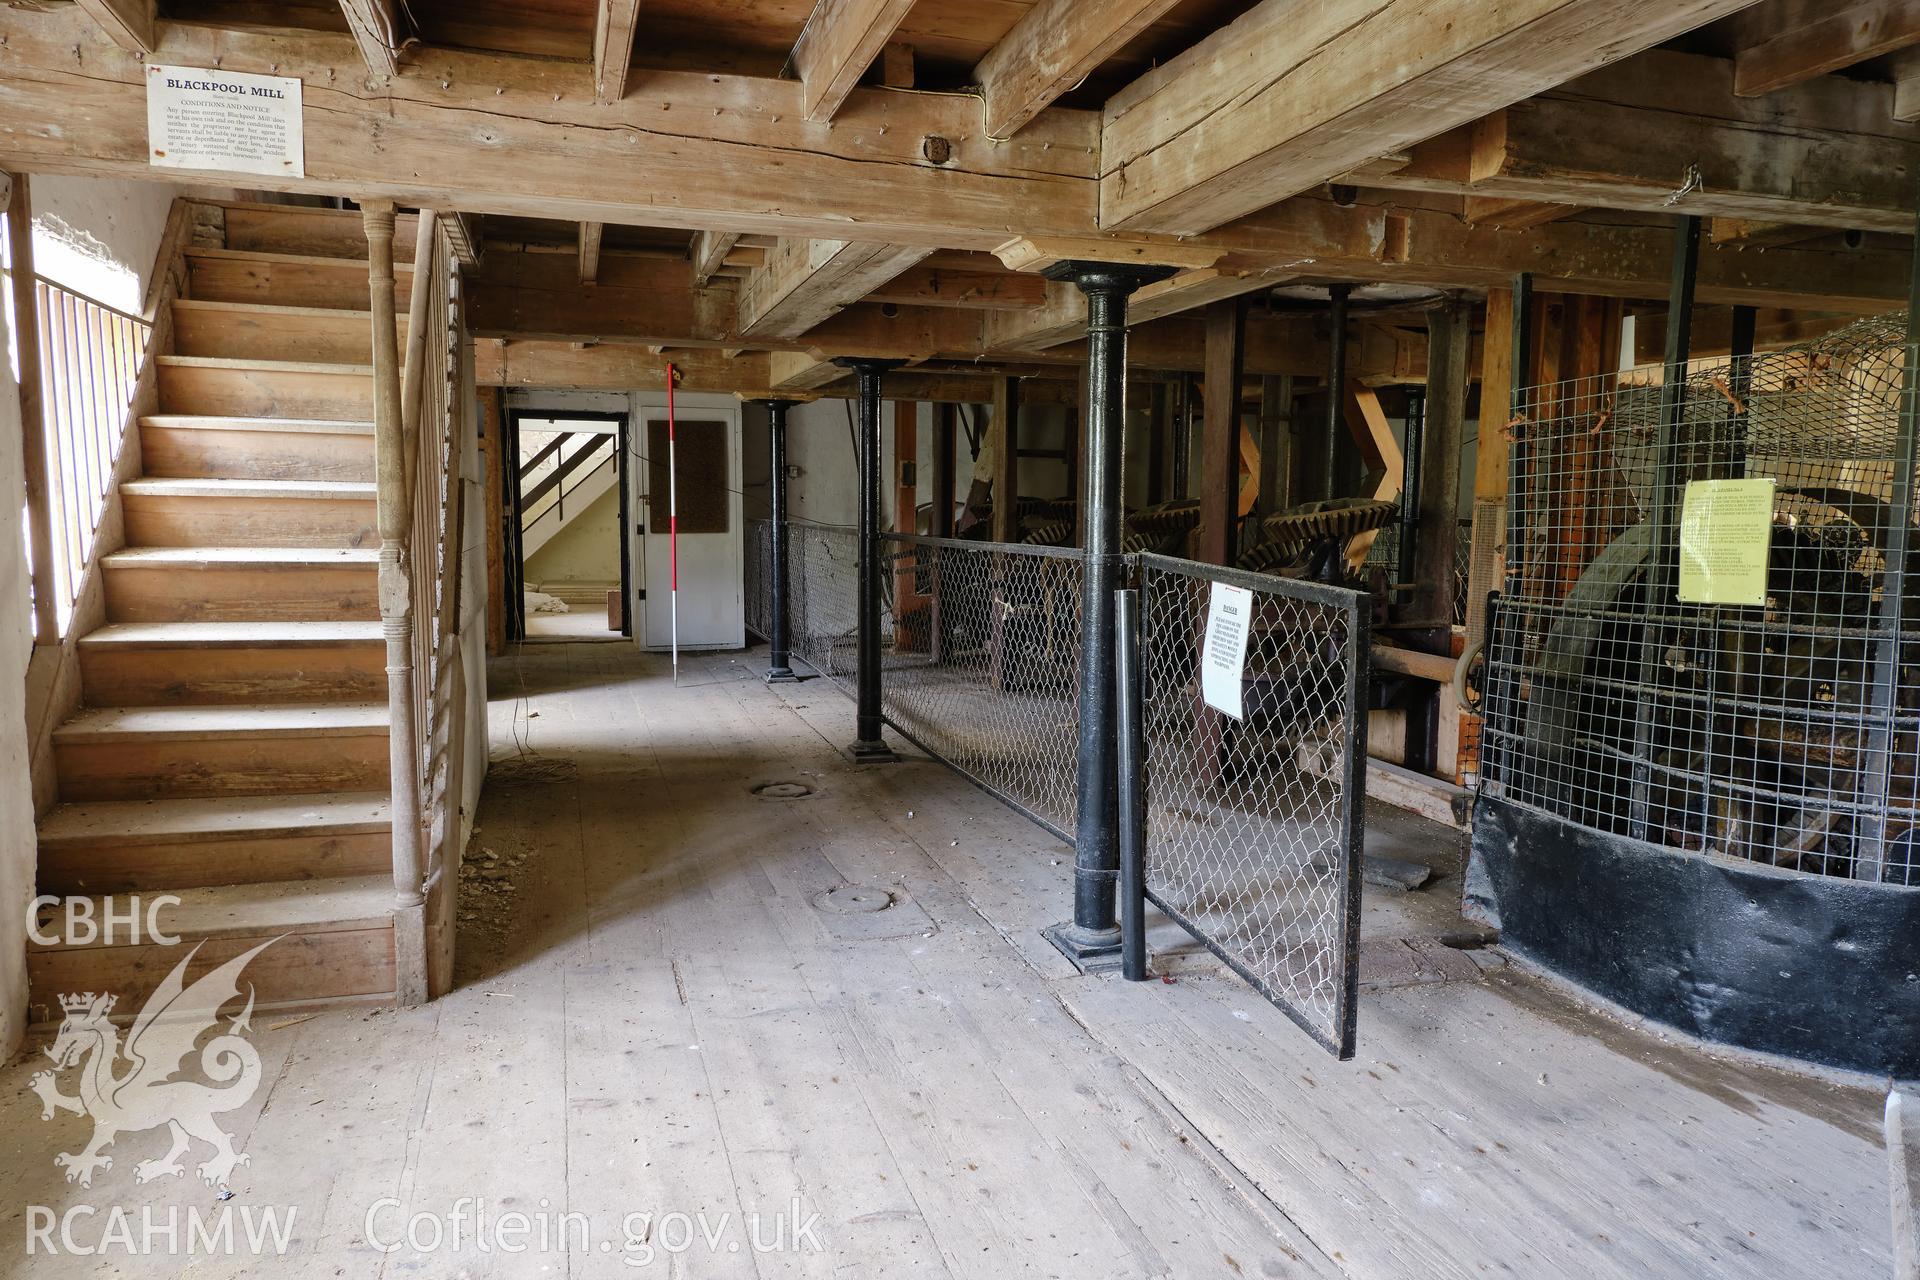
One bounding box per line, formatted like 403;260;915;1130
362;199;425;912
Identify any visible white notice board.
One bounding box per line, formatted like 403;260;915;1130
147;64;304;179
1200;581;1253;721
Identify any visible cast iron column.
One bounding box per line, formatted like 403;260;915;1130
1323;283;1352;500
759;398;799;683
836;357;904;762
1042;261;1177;965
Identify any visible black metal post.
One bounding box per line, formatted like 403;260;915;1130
759;399;799;682
1323;283;1352;500
1397;386;1426;581
1628;215;1701;842
1488;274;1534;796
1041;260;1176;966
1115;586;1148;982
835;357;904;762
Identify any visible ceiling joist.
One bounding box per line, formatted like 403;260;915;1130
592;0;643;104
73;0;154;54
738;240;933;339
972;0;1184;140
337;0;403;81
1734;0;1920;98
791;0;918;123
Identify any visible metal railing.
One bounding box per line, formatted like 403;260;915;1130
880;533;1084;841
1127;554;1369;1058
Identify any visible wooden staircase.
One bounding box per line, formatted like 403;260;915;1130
26;203;421;1021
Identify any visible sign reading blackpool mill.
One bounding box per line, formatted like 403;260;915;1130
146;64;304;180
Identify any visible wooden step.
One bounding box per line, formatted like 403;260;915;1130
53;701;389;800
27;875;396;1025
103;547;378;623
172;298;406;365
121;477;378;548
140;415;375;483
79;620;384;705
38;791;391;894
158;355;374;421
219;201;420;261
186;246;413;311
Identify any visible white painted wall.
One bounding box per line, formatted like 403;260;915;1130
0;253;33;1058
30;176;182;315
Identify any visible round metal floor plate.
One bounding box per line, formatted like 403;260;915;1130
814;885;894;915
752;781;815;800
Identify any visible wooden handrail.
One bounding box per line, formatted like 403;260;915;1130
6;171;55;645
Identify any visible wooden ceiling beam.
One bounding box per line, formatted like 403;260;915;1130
866;265;1050;310
972;0;1183;139
337;0;402;81
690;231;741;287
476;340;767;393
73;0;154;54
791;0;918;123
1359;52;1920;234
0;8;1097;252
1734;0;1920;98
1097;0;1758;236
738;239;933;339
577;222;604;285
592;0;643;104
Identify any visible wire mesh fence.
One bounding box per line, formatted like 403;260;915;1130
1135;554;1368;1056
1482;315;1920;886
745;517;772;642
787;522;867;693
879;534;1084;841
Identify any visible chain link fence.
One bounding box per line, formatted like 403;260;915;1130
880;534;1084;841
1135;554;1369;1057
745;517;772;642
787;522;868;693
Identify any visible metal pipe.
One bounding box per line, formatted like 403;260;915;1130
836;357;903;760
1115;586;1147;982
1628;215;1701;843
762;399;798;682
362;199;425;911
1398;386;1426;579
1045;260;1175;963
1323;283;1351;500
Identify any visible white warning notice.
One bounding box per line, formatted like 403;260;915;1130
1200;581;1253;721
146;64;304;179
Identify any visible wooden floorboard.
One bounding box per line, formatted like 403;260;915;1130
0;640;1888;1277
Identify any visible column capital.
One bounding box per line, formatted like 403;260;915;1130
830;356;908;375
1040;261;1180;296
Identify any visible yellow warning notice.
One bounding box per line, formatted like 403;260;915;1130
1678;478;1775;606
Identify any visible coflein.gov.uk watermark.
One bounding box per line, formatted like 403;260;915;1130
364;1198;826;1266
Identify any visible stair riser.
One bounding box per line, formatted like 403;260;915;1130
222;207;420;261
39;829;392;895
105;565;378;623
80;645;385;705
55;731;390;800
123;494;378;549
28;926;395;1024
160;364;373;421
173;306;405;365
141;425;375;482
187;256;413;311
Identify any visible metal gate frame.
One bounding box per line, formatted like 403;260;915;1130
1119;554;1369;1060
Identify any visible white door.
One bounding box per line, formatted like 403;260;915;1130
635;399;743;650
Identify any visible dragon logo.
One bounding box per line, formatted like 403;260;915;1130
30;939;276;1189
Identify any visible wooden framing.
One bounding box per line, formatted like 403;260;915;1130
73;0;155;54
1734;0;1920;98
592;0;643;104
1097;0;1759;235
1196;297;1245;566
690;231;742;288
739;240;933;339
972;0;1184;139
338;0;402;81
577;223;604;286
791;0;918;123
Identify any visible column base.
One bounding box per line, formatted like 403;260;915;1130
765;668;801;684
845;738;900;764
1042;921;1125;973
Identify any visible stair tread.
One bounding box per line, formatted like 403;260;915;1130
79;621;383;649
29;874;395;950
104;546;379;566
142;415;373;434
40;791;391;848
158;354;373;376
55;701;389;743
121;477;377;500
187;246;416;271
174;297;378;320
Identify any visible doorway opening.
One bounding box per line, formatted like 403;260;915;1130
504;409;632;643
